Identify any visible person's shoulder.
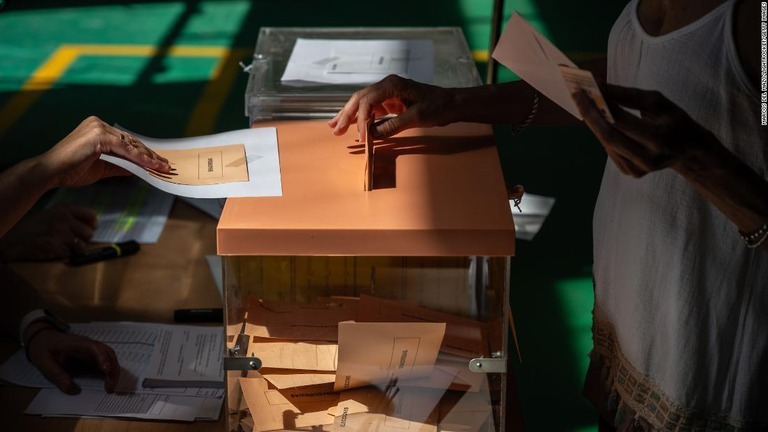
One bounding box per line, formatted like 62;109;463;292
732;0;759;87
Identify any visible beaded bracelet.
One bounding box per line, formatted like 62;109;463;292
739;222;768;249
512;91;539;135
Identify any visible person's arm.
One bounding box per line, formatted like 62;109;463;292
1;264;120;394
451;58;608;127
570;1;767;251
329;58;607;140
0;116;171;237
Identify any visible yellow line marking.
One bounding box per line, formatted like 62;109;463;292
0;46;79;137
0;44;244;139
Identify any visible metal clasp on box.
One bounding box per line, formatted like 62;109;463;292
469;351;507;373
223;357;262;371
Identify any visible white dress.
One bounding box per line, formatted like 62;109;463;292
587;0;768;429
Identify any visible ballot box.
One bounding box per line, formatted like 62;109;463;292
245;27;482;123
217;119;516;432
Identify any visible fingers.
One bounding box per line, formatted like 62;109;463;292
330;75;414;140
108;130;171;174
572;90;654;177
32;343;81;395
31;332;121;394
49;205;96;254
87;342;120;393
372;109;417;139
61;336;120;393
330;92;363;137
67;205;98;231
603;84;672;117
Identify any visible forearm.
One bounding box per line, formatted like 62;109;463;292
449;58;607;127
449;81;577;126
0;156;57;237
675;141;768;251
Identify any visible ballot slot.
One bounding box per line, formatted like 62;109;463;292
223;254;508;432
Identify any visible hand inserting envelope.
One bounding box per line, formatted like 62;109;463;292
492;12;614;123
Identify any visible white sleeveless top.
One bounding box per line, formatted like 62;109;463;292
591;0;768;428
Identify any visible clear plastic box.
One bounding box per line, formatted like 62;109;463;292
245;27;482;123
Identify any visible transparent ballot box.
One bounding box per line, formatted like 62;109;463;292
245;27;482;123
217;120;515;432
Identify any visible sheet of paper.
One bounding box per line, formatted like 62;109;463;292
100;127;282;199
510;192;556;241
333;384;442;432
240;376;337;431
281;39;434;86
357;295;490;359
492;12;582;119
0;322;223;397
334;321;445;391
25;388;222;421
143;325;225;388
47;177;174;244
246;297;359;341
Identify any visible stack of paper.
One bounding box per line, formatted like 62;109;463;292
0;322;225;422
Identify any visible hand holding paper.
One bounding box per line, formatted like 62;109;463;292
100;127;282;199
492;12;613;123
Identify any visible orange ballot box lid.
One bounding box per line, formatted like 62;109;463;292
217;120;515;256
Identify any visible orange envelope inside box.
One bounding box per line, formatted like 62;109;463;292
334;321;445;392
245;296;359;341
358;294;490;358
240;377;337;431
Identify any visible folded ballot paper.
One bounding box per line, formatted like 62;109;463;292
492;12;613;123
0;322;224;421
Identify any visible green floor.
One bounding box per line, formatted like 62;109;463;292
0;1;627;430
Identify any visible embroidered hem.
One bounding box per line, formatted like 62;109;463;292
585;318;754;431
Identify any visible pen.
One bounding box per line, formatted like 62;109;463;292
173;308;223;323
68;240;140;266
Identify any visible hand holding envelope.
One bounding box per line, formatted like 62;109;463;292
492;12;614;123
